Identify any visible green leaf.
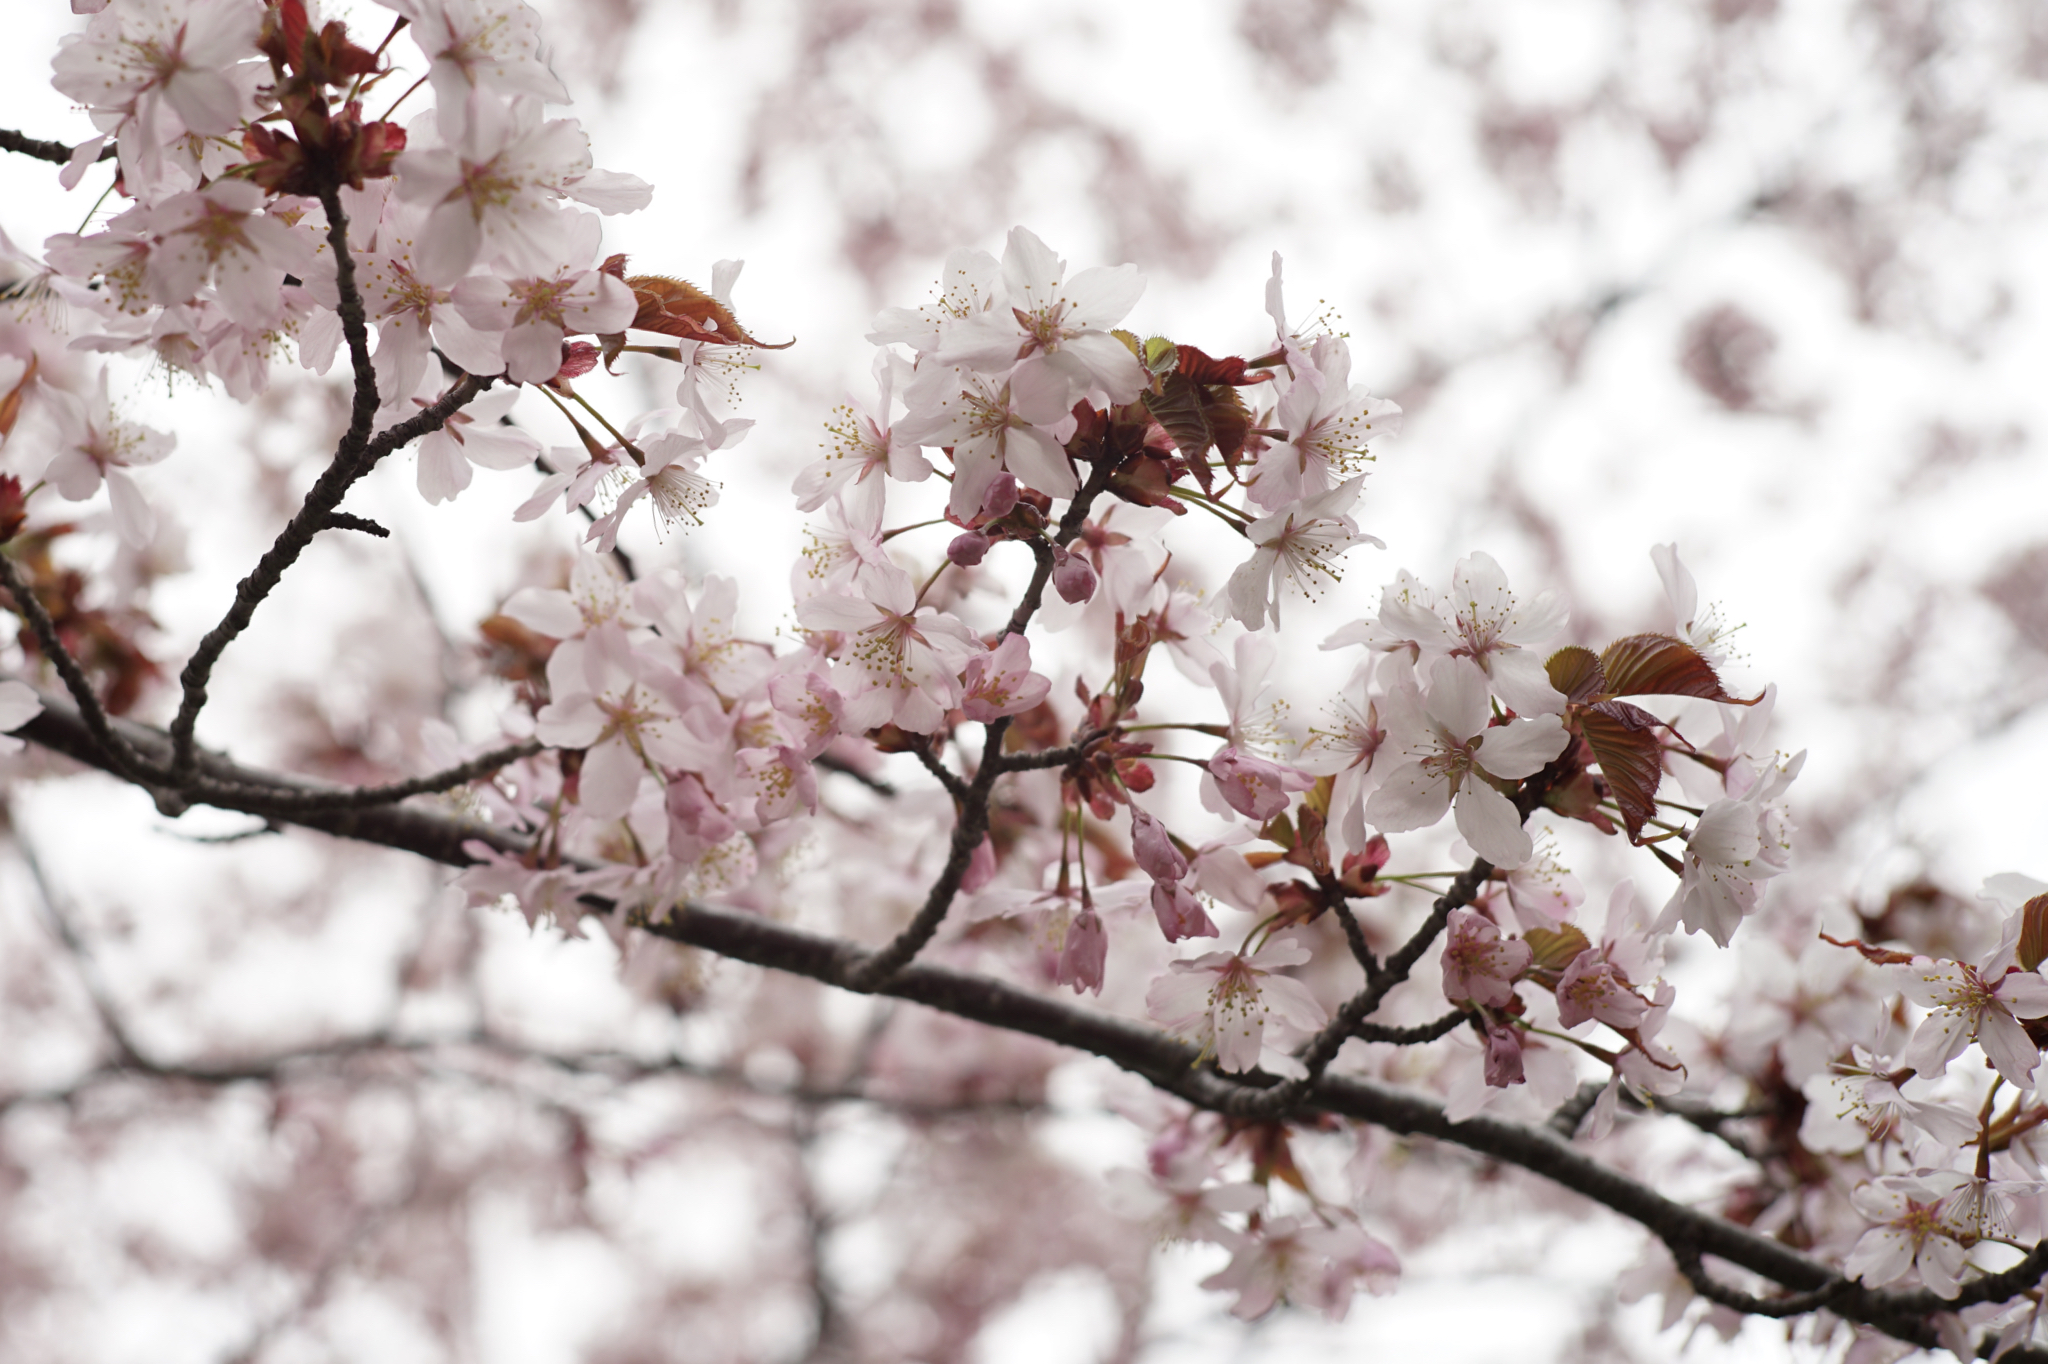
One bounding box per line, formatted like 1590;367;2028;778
1545;646;1604;705
1580;699;1665;841
1599;633;1756;704
1524;924;1591;972
1142;335;1179;376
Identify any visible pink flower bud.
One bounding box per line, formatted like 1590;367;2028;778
1207;746;1311;821
1052;546;1098;604
1130;805;1190;883
1483;1019;1525;1087
1058;907;1108;995
947;531;991;567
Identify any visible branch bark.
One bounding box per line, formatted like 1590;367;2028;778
14;676;2046;1358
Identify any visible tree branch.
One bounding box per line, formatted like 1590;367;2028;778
14;671;2048;1359
0;128;114;165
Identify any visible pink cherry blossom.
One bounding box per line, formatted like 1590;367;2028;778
959;632;1050;722
934;226;1146;424
1440;907;1530;1009
1375;551;1568;716
1555;948;1651;1032
1247;334;1401;510
894;362;1076;515
1150;882;1218;942
1200;1214;1399;1321
449;215;634;382
392;0;570;139
1845;1172;1985;1297
1895;954;2048;1088
1146;936;1327;1075
795;563;981;734
1225;476;1380;631
1363;657;1567;868
533;626;715;821
42;368;174;546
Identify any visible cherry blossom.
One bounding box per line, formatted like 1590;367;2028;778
1146;936;1327;1075
1895;952;2048;1088
1247;334;1401;510
1658;750;1802;946
449;214;634;382
791;351;928;517
41;368;175;546
533;626;714;821
933;226;1146;424
402;376;539;504
1363;657;1567;868
395;95;647;284
390;0;570;138
795;563;981;733
1440;907;1530;1008
958;633;1050;722
1555;947;1652;1032
1374;550;1568;716
1200;1214;1399;1321
894;361;1076;515
1845;1172;1986;1297
1224;476;1379;630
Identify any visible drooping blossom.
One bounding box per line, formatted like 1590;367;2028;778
1199;1214;1399;1321
1658;750;1802;946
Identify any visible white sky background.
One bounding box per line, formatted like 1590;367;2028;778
5;0;2048;1361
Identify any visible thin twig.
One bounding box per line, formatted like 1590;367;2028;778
0;128;116;165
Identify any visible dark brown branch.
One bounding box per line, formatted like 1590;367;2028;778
16;676;2048;1359
164;373;491;789
166;185;491;785
184;739;544;814
1353;1008;1470;1045
911;741;971;803
0;128;115;165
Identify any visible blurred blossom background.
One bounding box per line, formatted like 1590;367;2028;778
4;0;2048;1360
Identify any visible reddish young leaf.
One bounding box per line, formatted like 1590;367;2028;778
1545;645;1604;704
624;275;792;349
1579;699;1664;840
1818;933;1919;967
2020;894;2048;972
1174;344;1263;386
1599;632;1757;704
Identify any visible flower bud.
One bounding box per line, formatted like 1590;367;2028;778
947;531;991;567
1052;546;1097;604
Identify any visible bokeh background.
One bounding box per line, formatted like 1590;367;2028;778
5;1;2048;1360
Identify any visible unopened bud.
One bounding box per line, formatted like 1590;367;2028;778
1051;546;1097;604
947;531;991;567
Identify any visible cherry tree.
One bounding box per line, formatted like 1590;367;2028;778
4;2;2048;1362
